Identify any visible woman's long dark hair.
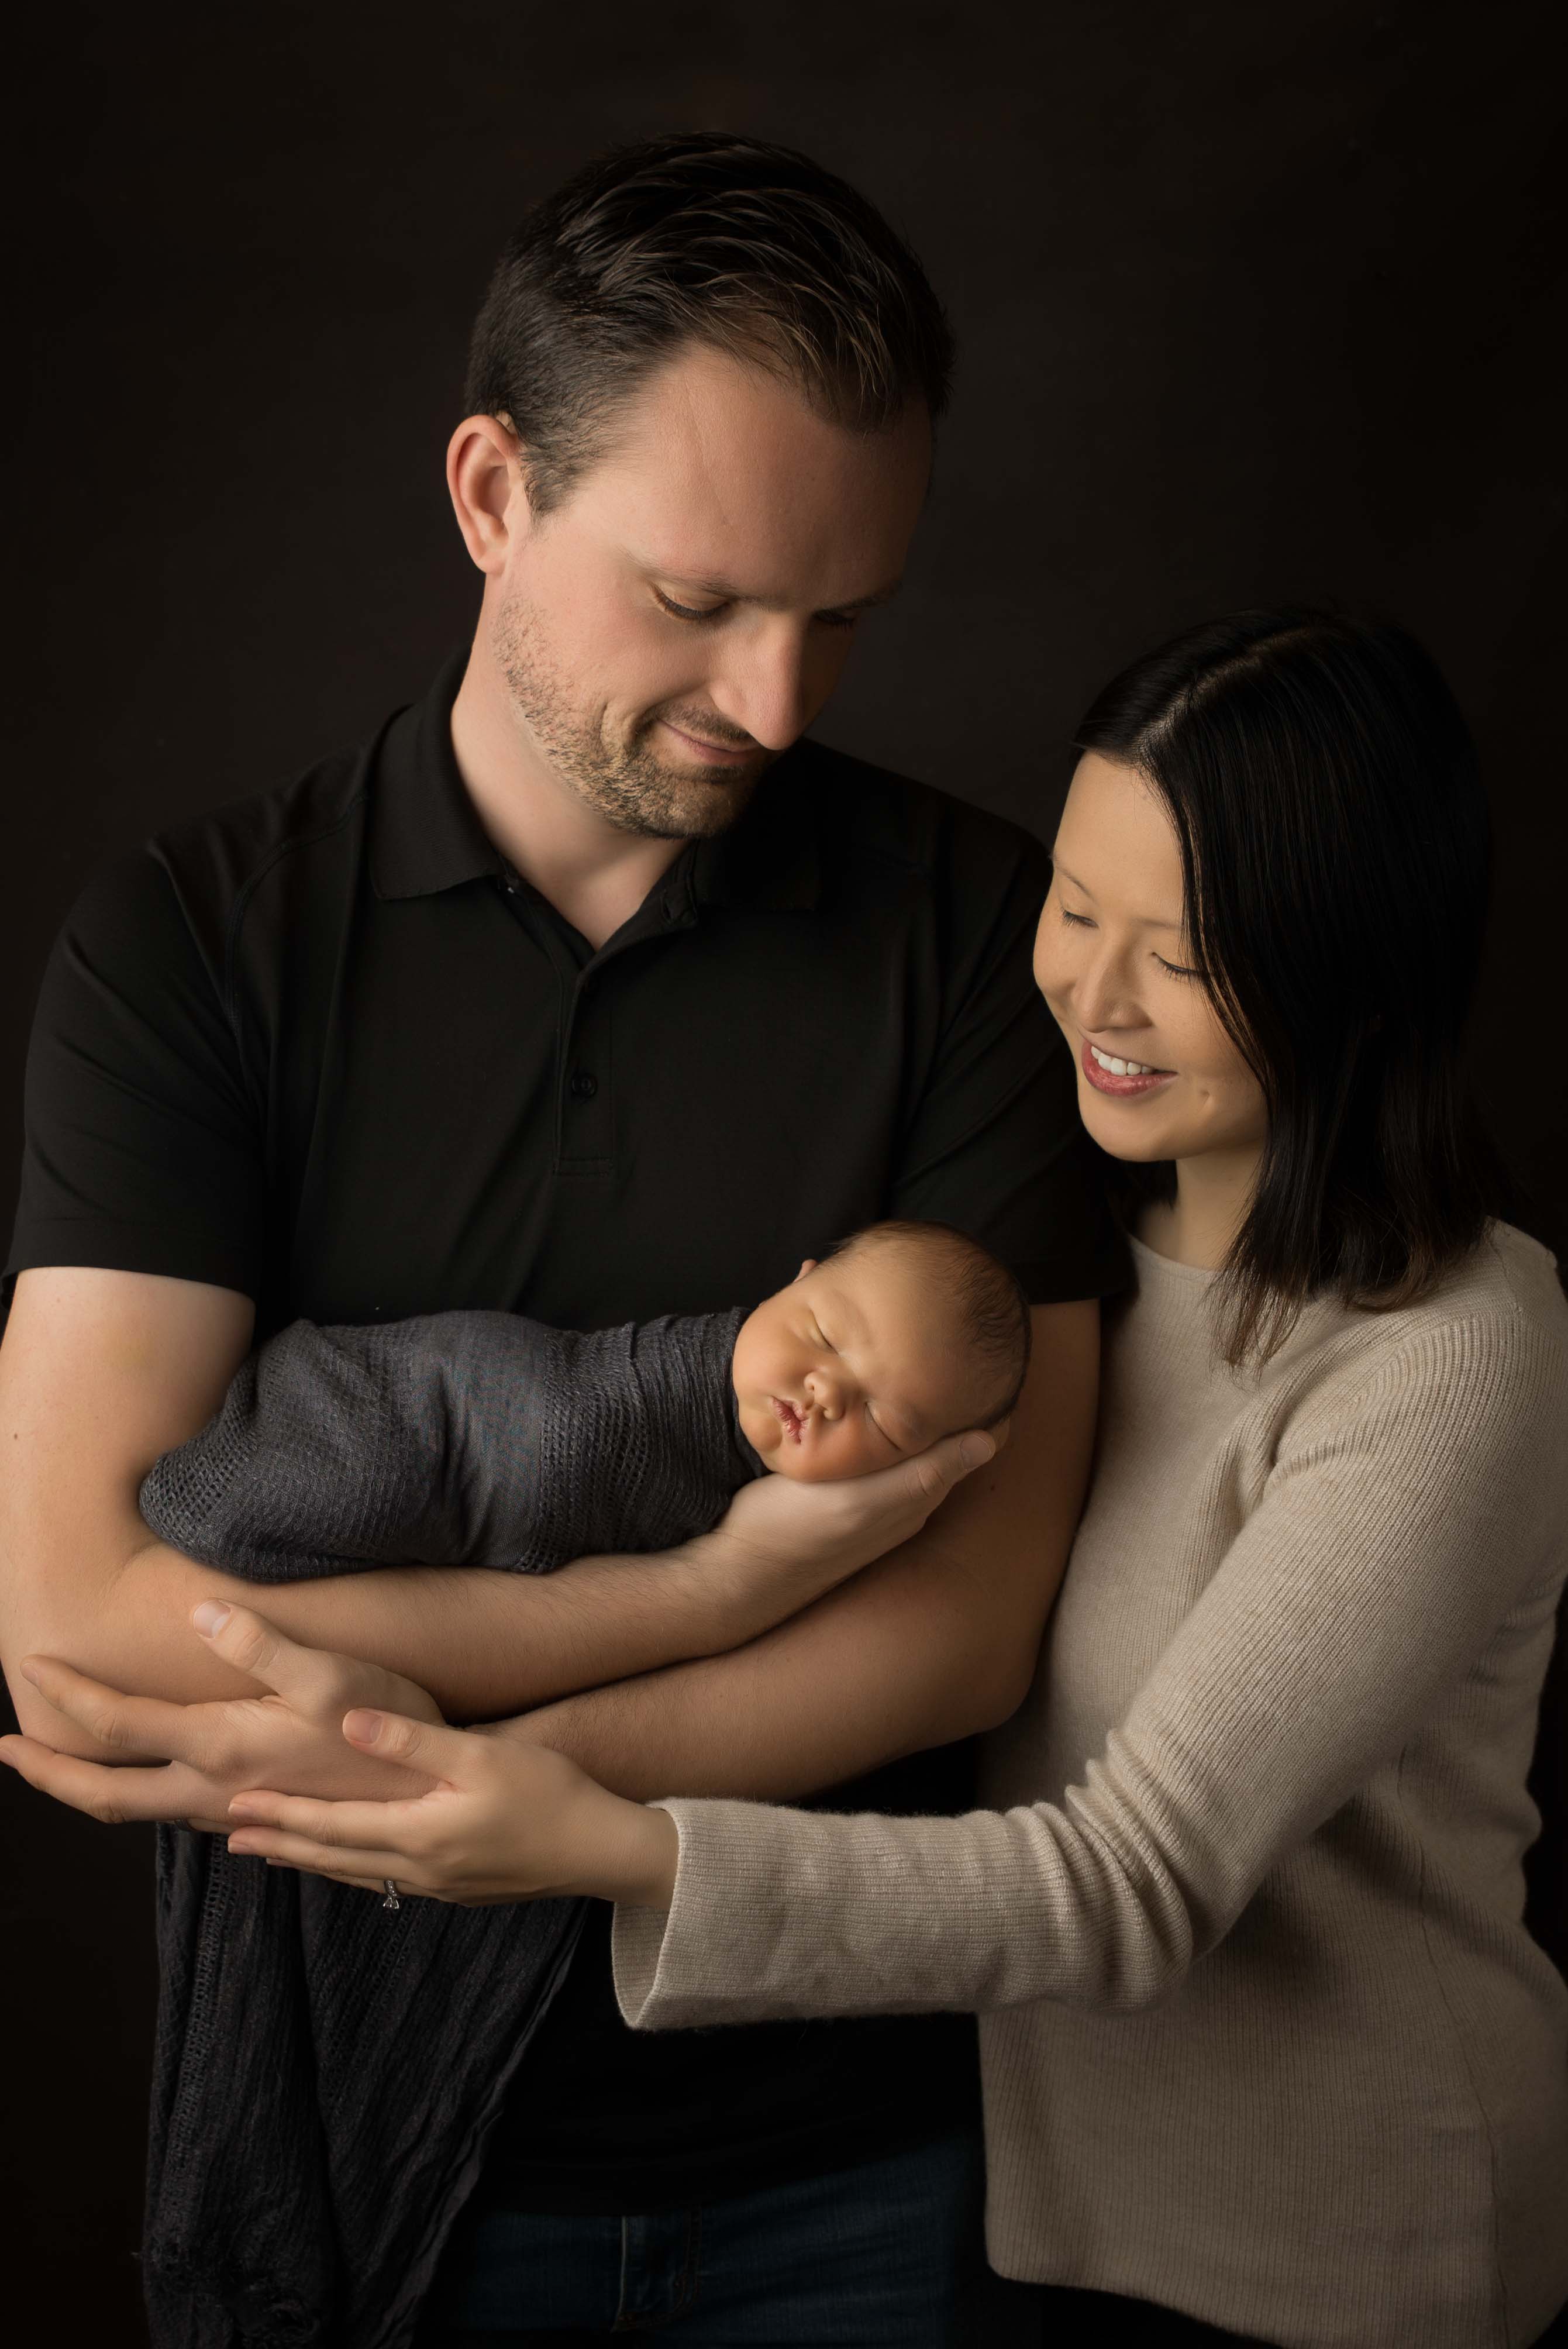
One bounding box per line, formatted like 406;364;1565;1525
1075;608;1501;1363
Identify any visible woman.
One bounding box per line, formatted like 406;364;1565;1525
27;611;1568;2344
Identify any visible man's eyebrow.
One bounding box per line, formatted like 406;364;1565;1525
1050;856;1184;932
644;567;904;618
830;578;903;616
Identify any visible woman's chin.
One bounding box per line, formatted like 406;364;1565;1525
1079;1091;1178;1163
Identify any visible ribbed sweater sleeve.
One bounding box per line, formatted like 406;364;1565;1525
613;1307;1564;2028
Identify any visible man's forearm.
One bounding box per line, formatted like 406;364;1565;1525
506;1535;1006;1802
5;1531;749;1758
509;1482;1052;1803
0;1266;776;1762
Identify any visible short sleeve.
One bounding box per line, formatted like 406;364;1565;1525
891;814;1128;1304
4;850;266;1313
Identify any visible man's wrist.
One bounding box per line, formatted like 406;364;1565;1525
546;1535;754;1671
660;1531;760;1651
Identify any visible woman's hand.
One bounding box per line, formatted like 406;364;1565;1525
0;1603;447;1832
694;1427;998;1645
225;1703;678;1910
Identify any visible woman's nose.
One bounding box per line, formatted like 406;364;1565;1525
1072;944;1140;1033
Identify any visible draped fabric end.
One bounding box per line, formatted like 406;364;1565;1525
139;1306;756;2345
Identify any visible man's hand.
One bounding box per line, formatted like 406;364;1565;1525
0;1602;446;1830
691;1426;998;1647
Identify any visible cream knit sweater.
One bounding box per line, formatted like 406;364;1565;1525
614;1225;1568;2348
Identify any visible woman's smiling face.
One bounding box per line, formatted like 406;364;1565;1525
1033;752;1267;1172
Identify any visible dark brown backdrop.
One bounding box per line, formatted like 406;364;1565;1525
6;3;1565;2338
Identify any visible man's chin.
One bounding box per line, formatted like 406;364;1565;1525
659;741;771;788
614;759;771;841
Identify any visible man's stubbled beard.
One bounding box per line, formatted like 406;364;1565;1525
491;590;778;841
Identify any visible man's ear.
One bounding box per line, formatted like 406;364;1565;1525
446;411;532;576
793;1258;819;1282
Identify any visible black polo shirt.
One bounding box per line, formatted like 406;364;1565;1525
5;652;1127;2212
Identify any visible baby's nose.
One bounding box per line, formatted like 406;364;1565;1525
807;1369;843;1420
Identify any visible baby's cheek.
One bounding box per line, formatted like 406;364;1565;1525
843;1428;881;1480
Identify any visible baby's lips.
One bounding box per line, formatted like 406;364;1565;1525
769;1394;807;1441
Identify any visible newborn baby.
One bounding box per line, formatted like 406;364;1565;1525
140;1219;1030;1585
732;1221;1027;1480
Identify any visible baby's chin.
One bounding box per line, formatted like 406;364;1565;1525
764;1449;869;1485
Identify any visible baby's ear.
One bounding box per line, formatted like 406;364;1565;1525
794;1258;819;1282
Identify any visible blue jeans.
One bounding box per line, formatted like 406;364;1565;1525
413;2127;985;2345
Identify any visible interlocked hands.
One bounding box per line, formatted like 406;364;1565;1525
0;1602;446;1831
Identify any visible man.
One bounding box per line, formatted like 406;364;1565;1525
0;135;1124;2344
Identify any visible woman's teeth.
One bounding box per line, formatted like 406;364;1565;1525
1090;1044;1160;1077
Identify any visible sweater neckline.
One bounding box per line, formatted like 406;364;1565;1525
1127;1232;1221;1290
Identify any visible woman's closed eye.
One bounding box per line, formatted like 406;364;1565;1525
1061;901;1201;980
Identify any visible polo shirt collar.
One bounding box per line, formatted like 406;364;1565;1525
370;648;821;914
370;650;503;901
692;768;821;912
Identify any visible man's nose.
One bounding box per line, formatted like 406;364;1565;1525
707;622;819;752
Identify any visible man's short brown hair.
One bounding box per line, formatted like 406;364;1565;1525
464;131;955;513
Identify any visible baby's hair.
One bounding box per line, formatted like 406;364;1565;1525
823;1219;1032;1430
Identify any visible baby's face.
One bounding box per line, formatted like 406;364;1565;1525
732;1249;992;1483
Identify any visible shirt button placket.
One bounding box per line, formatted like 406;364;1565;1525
559;980;613;1173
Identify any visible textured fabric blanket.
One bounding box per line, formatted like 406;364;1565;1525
136;1305;760;2349
140;1304;760;1581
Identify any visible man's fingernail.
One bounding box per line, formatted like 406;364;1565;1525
193;1601;232;1635
959;1434;995;1468
343;1710;384;1741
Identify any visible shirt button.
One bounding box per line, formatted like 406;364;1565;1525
569;1069;598;1100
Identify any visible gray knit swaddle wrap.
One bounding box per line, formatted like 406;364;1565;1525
136;1304;760;2349
140;1304;759;1583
